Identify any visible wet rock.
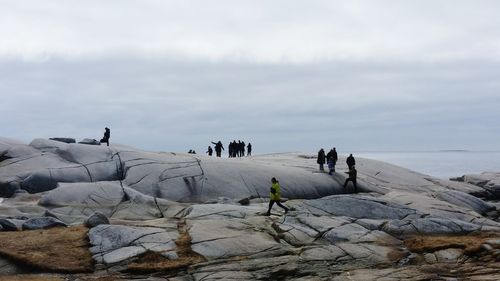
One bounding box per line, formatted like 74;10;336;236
21;217;67;230
85;212;109;228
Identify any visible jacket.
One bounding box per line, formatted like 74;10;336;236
270;182;281;201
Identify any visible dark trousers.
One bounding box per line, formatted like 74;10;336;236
344;178;357;193
100;138;109;146
267;200;288;214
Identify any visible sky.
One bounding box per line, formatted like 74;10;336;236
1;0;499;153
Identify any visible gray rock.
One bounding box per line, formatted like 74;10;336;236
21;217;67;230
437;190;495;215
0;180;19;197
297;195;417;220
0;218;18;231
89;224;177;265
85;212;109;228
49;138;76;144
78;138;101;145
382;217;481;236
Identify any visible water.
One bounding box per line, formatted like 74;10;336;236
355;151;500;179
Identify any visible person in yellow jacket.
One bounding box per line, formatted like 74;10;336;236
266;177;289;216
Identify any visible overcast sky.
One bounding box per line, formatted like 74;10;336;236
1;0;499;153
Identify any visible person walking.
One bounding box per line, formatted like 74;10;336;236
206;146;213;156
317;148;326;171
247;143;252;156
326;147;338;175
346;153;356;171
100;127;110;146
266;177;289;216
343;165;358;193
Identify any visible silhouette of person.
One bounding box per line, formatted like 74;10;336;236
247;143;252;156
211;141;224;157
241;141;246;157
317;148;326;171
266;177;289;216
188;149;193;154
207;146;213;156
100;127;110;146
343;165;357;193
326;147;338;175
346;154;356;171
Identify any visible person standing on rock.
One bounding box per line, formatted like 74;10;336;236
343;165;358;193
346;153;355;171
266;177;289;216
326;147;338;175
247;143;252;156
206;146;213;156
317;148;326;171
211;141;224;157
100;127;110;146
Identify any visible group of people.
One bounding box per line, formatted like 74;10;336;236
267;150;359;215
317;148;357;192
207;140;252;157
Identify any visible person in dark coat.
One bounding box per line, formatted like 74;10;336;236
100;127;110;146
317;148;326;171
247;143;252;156
343;165;357;193
211;141;224;157
326;147;338;175
241;141;246;157
346;154;355;170
206;146;213;156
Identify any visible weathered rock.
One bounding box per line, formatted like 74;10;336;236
436;190;495;215
78;139;101;145
21;217;67;230
0;181;19;198
295;195;418;220
49;138;76;144
0;218;18;231
382;217;481;236
39;181;125;207
89;224;177;265
85;212;109;228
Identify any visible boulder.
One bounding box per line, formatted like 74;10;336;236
39;181;125;207
84;212;109;228
437;190;495;215
0;218;19;231
0;181;19;198
21;217;67;230
49;138;76;144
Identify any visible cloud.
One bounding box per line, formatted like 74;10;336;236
1;57;499;152
1;1;500;62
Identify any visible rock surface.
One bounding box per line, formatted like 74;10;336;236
0;137;499;280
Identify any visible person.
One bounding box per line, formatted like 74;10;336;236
100;127;110;146
317;148;326;171
266;177;289;216
188;149;193;154
247;143;252;156
326;147;338;175
206;146;213;156
343;165;357;193
228;141;234;158
211;141;224;157
346;154;356;171
241;141;246;157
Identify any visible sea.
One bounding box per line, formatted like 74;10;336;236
355;151;500;179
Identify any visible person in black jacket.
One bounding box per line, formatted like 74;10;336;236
343;165;357;193
346;153;355;171
326;147;338;175
206;146;213;156
100;127;110;146
317;148;326;171
247;143;252;156
211;141;224;157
